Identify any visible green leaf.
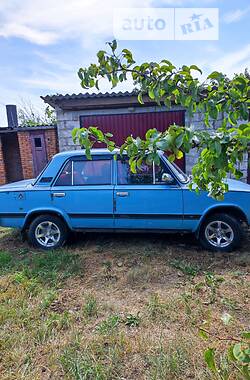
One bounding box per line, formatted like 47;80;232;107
228;111;238;126
97;50;106;60
138;92;144;104
148;87;155;100
204;348;217;372
199;329;208;340
175;133;184;148
233;343;246;362
109;39;117;52
130;159;137;173
176;150;183;159
207;71;223;80
214;141;222;156
190;65;202;74
168;154;175;162
241;332;250;339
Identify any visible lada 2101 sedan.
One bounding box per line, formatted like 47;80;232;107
0;149;249;252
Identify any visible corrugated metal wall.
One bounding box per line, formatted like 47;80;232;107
80;110;186;170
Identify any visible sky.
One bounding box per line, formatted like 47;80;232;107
0;0;249;126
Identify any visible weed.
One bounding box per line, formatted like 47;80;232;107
83;295;98;318
204;272;224;304
124;313;141;327
61;334;127;380
35;311;72;344
146;340;193;380
18;248;30;256
147;294;169;321
96;315;121;335
40;290;58;310
102;260;112;272
0;251;12;271
61;348;108;380
13;271;41;296
46;311;72;330
170;259;200;277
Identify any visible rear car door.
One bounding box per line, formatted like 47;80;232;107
114;157;183;230
51;155;114;229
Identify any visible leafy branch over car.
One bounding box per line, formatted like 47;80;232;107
74;40;250;200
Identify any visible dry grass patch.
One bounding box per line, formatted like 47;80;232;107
0;228;249;379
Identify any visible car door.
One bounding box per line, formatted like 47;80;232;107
51;155;114;229
114;157;183;230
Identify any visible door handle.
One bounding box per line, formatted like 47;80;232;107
116;192;129;197
52;192;66;198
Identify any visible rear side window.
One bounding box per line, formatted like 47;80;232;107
55;159;112;186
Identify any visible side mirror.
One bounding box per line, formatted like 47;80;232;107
161;173;175;184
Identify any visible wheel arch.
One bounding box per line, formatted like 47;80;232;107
22;208;71;231
195;205;248;237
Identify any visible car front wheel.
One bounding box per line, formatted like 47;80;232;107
28;215;68;250
199;213;242;252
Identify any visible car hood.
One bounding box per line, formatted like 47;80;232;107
0;179;35;191
226;179;250;192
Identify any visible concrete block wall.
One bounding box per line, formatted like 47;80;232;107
185;112;249;182
56;105;248;183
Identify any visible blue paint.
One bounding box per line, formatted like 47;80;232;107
0;149;249;233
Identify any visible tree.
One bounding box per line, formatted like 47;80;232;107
18;100;56;127
73;40;250;200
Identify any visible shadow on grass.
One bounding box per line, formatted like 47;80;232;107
0;248;82;285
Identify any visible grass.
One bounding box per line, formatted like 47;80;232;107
0;228;249;379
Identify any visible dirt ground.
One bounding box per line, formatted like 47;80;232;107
0;228;249;379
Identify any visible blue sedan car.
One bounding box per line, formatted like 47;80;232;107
0;149;249;252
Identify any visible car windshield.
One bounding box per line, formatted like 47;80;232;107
164;157;189;183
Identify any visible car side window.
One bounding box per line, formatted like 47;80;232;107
55;161;72;186
154;161;174;184
117;160;153;185
73;160;111;185
55;159;112;186
117;159;174;185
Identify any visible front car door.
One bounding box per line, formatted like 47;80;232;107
114;156;184;230
51;154;114;229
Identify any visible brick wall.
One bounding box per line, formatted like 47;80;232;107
0;127;58;185
0;137;7;185
44;128;59;160
17;132;34;179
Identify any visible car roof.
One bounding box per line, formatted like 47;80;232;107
53;148;119;159
53;148;164;159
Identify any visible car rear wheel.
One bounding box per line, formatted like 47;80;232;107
28;215;68;250
199;213;242;252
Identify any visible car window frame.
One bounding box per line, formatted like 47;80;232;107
116;156;178;186
52;155;113;187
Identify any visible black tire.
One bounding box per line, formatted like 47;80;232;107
198;213;242;252
27;214;68;250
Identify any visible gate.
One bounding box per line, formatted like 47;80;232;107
80;110;186;170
